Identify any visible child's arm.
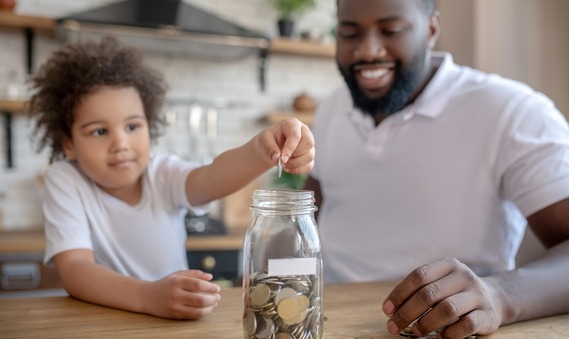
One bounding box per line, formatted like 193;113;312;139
54;249;221;319
185;118;314;206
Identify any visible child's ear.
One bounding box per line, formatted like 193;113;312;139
62;137;76;160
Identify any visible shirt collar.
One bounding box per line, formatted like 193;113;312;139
412;51;457;119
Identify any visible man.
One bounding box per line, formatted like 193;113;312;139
304;0;569;338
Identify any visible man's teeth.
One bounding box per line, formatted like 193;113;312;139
361;68;388;79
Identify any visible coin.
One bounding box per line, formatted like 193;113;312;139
297;294;310;310
250;283;271;307
275;287;298;306
278;298;299;322
278;157;283;178
256;317;275;339
245;274;322;338
243;310;257;336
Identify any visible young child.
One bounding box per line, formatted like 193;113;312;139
28;36;315;320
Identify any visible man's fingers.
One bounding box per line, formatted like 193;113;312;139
383;258;459;315
413;292;476;336
437;309;488;338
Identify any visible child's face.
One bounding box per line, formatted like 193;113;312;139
63;86;151;200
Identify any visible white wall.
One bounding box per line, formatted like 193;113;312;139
0;0;341;230
436;0;569;263
437;0;569;118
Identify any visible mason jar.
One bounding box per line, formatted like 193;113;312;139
242;189;323;339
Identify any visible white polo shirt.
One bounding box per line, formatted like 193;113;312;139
312;52;569;283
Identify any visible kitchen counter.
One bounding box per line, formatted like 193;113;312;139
1;280;567;338
0;229;245;254
0;230;246;290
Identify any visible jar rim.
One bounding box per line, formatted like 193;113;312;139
251;189;317;213
253;189;314;197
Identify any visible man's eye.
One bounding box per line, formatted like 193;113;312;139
382;27;407;37
337;29;359;39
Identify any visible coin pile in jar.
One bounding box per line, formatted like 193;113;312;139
244;273;322;339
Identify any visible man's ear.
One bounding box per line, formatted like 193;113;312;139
427;11;441;49
62;137;75;160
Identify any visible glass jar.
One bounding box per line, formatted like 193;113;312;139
242;189;323;339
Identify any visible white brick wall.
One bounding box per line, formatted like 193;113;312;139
0;0;341;230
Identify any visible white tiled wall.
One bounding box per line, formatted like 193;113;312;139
0;0;341;230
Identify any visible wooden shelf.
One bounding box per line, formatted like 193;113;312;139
0;12;55;31
186;233;245;251
265;111;315;126
0;99;27;114
0;14;334;58
0;230;245;254
268;38;335;58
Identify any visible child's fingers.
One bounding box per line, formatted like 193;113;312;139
186;269;214;281
282;148;315;174
281;123;313;164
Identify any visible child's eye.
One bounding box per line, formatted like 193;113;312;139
91;128;107;136
126;123;139;131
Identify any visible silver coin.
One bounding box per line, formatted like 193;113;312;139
256;317;276;339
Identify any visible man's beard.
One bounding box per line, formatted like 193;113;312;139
338;51;427;119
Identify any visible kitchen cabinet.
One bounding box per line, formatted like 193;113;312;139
0;254;62;292
187;249;242;287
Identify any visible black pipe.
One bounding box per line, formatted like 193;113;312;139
25;27;34;74
3;112;13;169
258;49;268;92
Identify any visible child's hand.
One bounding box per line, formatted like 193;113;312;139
257;118;315;175
144;269;221;319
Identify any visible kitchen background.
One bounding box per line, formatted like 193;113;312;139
1;0;568;263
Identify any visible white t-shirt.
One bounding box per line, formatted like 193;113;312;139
43;154;208;281
312;52;569;283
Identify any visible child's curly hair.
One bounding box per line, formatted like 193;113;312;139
29;36;168;162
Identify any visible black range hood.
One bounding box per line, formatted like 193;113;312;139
56;0;270;60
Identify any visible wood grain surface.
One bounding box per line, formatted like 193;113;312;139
1;281;567;338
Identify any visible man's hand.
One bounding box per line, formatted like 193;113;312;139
382;257;507;339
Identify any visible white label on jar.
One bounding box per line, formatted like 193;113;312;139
268;258;317;276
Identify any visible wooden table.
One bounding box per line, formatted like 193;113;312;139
1;281;567;338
